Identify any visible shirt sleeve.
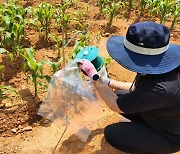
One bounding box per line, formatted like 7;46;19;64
117;81;169;114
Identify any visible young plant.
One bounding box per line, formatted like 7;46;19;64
158;0;173;24
170;1;180;29
96;0;109;15
128;0;133;11
46;57;63;74
74;10;86;30
6;0;18;4
55;0;72;42
140;0;148;16
21;48;46;97
0;85;18;104
0;48;14;81
51;34;62;58
71;33;90;59
36;2;54;41
0;49;18;102
0;48;5;79
103;1;125;27
94;31;102;43
26;6;38;28
0;1;28;56
0;47;14;60
148;0;160;19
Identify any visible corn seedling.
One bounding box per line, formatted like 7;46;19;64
128;0;134;11
96;0;109;15
37;2;54;41
21;48;46;97
51;34;62;58
71;33;90;59
26;6;38;28
148;0;160;19
0;65;4;76
0;85;18;103
94;31;102;43
74;10;87;30
170;1;180;29
0;48;14;81
6;0;18;4
0;48;13;62
0;48;6;77
158;0;173;24
103;1;125;27
46;57;63;74
0;1;28;56
140;0;148;16
55;0;72;42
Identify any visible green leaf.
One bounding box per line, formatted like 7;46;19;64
5;32;11;40
44;75;51;83
0;27;5;32
0;48;7;54
0;65;4;72
73;40;84;55
0;85;18;103
37;61;44;76
46;57;62;73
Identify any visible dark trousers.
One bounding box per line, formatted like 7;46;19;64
104;90;174;154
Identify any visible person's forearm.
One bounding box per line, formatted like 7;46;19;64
110;79;134;91
93;78;124;113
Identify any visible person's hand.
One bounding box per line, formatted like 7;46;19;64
77;59;97;79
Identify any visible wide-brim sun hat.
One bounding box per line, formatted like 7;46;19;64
106;21;180;74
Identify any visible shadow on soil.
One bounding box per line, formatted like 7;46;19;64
59;128;124;154
35;36;54;50
18;88;42;126
0;56;24;82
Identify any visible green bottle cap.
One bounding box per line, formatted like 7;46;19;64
76;46;98;61
76;46;104;71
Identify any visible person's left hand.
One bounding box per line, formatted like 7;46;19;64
77;59;97;79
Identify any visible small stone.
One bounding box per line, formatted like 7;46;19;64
5;102;13;108
92;137;95;141
17;126;33;134
103;33;110;37
22;126;33;132
12;128;17;134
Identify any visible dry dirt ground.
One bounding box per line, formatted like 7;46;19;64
0;0;180;154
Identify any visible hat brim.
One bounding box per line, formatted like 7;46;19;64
106;36;180;74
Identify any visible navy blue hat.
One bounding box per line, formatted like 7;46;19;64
107;21;180;74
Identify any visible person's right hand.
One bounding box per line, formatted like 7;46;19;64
77;59;98;79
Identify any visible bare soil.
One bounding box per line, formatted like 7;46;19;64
0;0;180;154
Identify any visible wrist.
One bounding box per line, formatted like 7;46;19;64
89;69;98;79
101;77;111;86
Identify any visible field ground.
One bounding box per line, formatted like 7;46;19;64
0;0;180;153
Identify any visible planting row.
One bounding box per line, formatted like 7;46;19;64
96;0;180;27
0;0;179;103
